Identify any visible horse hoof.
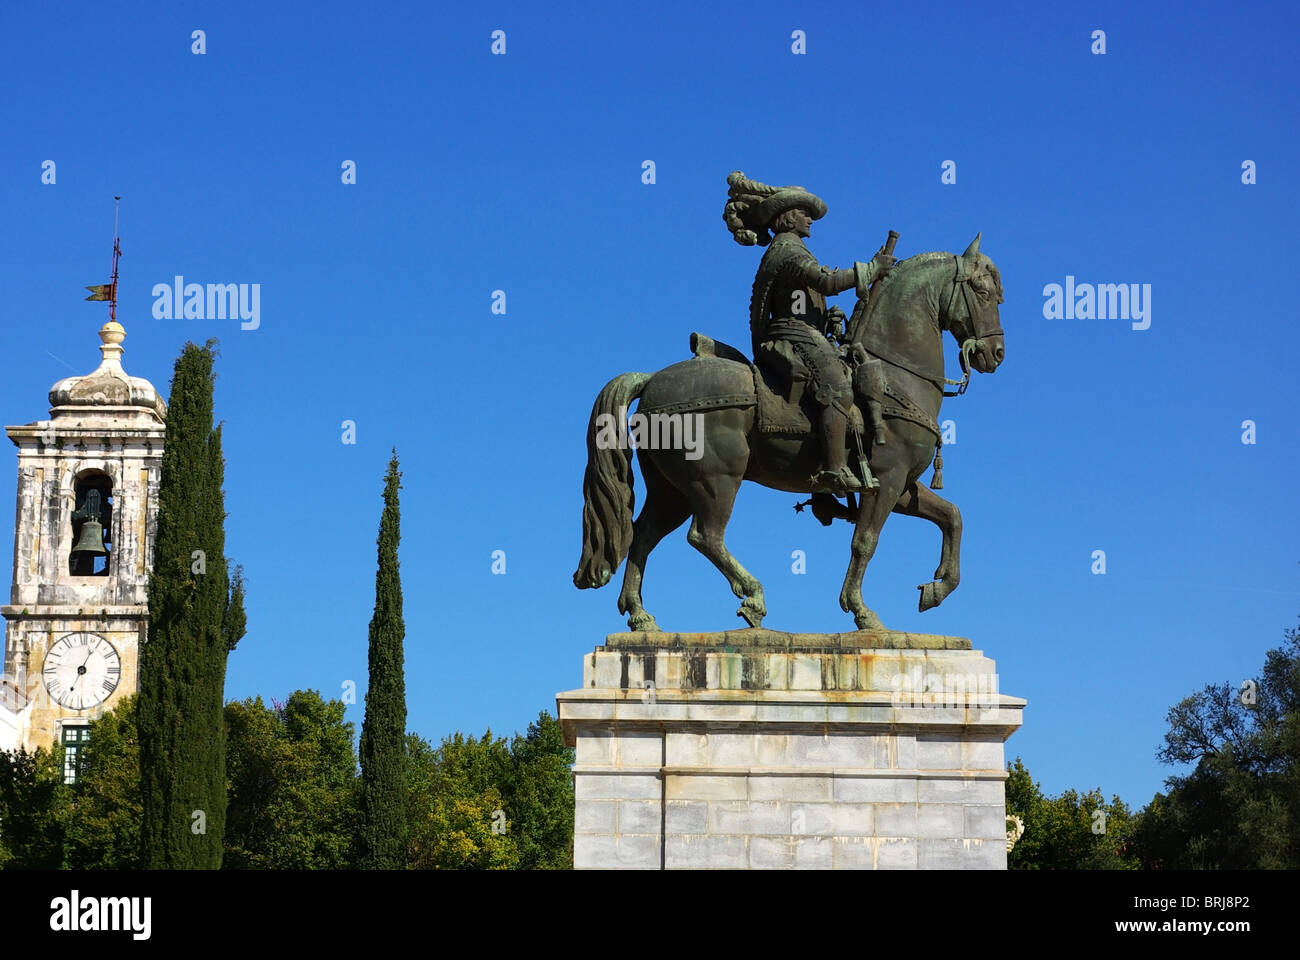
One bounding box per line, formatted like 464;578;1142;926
627;613;662;632
854;610;885;631
737;599;765;629
918;581;940;611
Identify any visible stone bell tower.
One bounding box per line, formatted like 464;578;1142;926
0;321;165;768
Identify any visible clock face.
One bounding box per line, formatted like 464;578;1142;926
42;632;121;711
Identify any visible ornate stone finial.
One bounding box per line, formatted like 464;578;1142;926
98;321;126;371
99;320;125;345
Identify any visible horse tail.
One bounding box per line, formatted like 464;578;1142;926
573;371;653;590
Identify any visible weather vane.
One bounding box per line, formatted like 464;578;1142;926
84;196;121;321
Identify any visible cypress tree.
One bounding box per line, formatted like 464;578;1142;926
357;451;408;868
138;340;246;869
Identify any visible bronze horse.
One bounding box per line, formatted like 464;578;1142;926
574;234;1005;631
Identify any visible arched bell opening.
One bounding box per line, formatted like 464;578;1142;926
69;472;114;577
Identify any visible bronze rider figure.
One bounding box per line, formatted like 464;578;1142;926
724;171;895;494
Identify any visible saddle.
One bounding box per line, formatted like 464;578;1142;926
689;333;865;438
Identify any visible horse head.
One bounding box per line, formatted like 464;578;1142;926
945;232;1005;377
847;234;1005;397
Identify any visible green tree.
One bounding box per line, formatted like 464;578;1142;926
506;712;574;869
1133;616;1300;869
51;690;357;871
63;697;143;869
1005;757;1139;869
404;712;574;870
406;731;518;869
357;452;408;868
224;691;358;869
138;340;247;869
0;747;67;869
1004;757;1047;869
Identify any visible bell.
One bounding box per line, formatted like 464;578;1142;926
71;519;108;558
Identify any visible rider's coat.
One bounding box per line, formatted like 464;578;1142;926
750;231;858;409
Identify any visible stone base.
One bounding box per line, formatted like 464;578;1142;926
556;629;1025;870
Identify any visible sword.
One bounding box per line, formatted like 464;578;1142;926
851;422;878;492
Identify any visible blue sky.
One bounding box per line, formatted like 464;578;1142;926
2;0;1297;808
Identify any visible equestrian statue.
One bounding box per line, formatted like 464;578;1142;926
573;171;1006;631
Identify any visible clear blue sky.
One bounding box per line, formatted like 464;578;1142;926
2;1;1296;808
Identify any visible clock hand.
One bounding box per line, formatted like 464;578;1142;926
69;655;91;689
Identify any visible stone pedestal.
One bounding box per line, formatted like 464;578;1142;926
556;629;1024;870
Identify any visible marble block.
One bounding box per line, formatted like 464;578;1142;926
557;628;1025;870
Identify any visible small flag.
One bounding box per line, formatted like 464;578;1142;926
85;284;114;301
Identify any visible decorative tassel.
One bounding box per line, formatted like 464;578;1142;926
931;440;944;489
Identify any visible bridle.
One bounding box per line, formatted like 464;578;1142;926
944;255;1004;397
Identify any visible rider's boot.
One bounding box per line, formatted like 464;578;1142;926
811;405;874;494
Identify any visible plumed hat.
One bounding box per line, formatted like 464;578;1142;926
723;170;828;246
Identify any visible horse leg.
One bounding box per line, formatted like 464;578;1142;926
683;473;766;628
839;465;909;631
893;481;962;611
618;453;691;631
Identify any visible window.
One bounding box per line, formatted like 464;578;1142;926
61;724;90;785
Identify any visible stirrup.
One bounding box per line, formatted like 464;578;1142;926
811;468;865;495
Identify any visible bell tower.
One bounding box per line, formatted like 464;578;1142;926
0;321;165;765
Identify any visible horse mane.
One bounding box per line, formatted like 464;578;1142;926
848;247;1001;342
899;251;952;267
875;250;1000;295
876;251;951;288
